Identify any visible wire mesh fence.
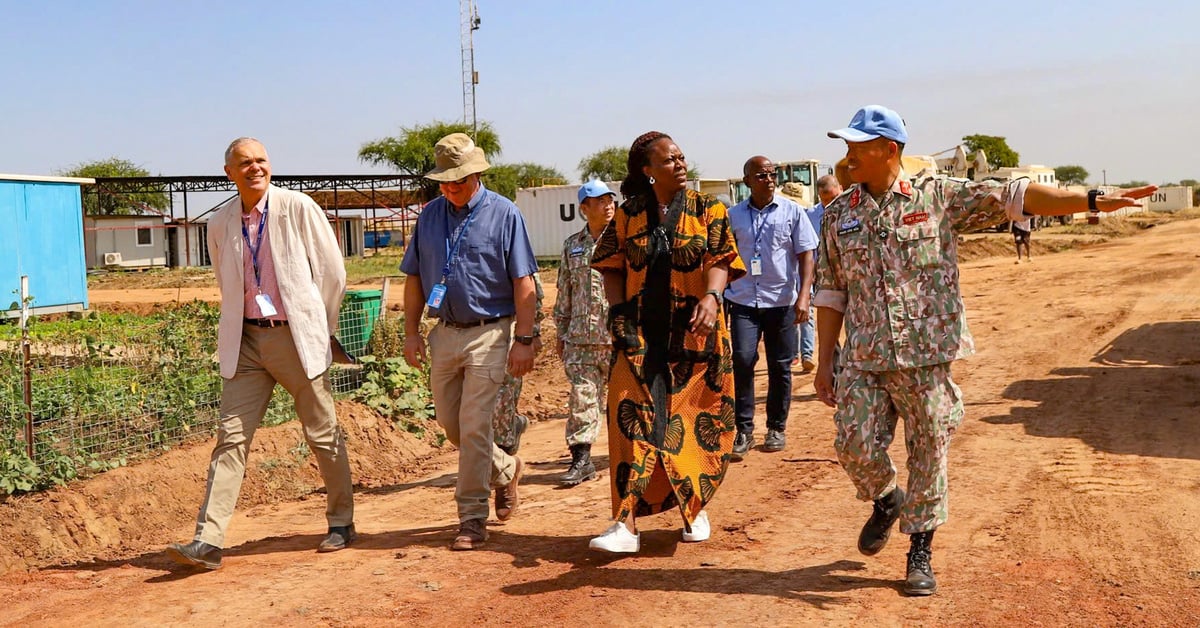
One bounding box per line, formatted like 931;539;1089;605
1;292;385;489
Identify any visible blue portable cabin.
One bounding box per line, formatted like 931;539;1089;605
0;173;92;317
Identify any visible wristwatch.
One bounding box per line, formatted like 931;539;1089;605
514;332;539;346
705;289;723;305
1087;189;1105;211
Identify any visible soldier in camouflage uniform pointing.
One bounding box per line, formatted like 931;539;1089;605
814;105;1156;596
552;180;615;486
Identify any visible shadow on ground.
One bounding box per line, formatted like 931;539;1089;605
982;321;1200;459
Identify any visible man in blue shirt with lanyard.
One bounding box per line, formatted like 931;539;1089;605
725;156;818;460
794;174;843;372
401;133;540;551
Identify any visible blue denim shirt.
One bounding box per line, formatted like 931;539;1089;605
400;184;538;324
805;202;826;262
724;194;818;309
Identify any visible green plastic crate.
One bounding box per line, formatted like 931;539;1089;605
336;289;383;356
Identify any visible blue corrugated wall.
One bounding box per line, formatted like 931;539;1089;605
0;180;88;312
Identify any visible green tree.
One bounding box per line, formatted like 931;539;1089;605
1115;180;1150;188
962;134;1020;170
1054;165;1089;186
578;146;628;182
58;157;169;216
483;162;567;200
358;120;502;202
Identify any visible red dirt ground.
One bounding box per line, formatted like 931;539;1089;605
4;220;1199;626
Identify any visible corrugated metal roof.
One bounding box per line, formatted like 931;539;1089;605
0;173;95;184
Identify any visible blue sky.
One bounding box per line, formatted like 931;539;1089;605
2;0;1196;186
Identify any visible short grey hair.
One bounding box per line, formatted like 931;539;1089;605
224;137;263;164
817;174;841;192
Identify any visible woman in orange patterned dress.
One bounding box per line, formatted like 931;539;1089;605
588;132;745;553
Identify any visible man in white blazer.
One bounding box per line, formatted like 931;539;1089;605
166;137;355;570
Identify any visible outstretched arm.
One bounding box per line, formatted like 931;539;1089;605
1024;183;1157;216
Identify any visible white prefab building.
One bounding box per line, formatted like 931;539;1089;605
83;215;168;269
167;221;210;267
991;164;1057;185
516;182;622;259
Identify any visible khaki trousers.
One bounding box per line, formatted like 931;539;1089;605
429;320;518;523
194;324;354;547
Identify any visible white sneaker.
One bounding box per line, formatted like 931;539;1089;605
682;510;711;543
589;522;640;553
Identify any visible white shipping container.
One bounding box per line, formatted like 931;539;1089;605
516;182;622;259
1146;186;1193;212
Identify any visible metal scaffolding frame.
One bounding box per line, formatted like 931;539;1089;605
83;174;422;266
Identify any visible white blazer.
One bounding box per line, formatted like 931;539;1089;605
207;185;347;379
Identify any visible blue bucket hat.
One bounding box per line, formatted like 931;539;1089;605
578;179;615;203
827;105;908;144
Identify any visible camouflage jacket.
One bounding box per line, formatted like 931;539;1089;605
813;172;1030;371
532;271;546;333
554;228;611;345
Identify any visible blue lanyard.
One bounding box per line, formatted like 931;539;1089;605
441;205;477;283
241;199;269;289
751;203;772;255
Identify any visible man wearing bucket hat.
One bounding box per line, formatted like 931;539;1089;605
725;156;818;460
813;105;1156;595
400;132;539;551
552;179;616;486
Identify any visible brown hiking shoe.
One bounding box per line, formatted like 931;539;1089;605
451;518;488;551
494;455;523;521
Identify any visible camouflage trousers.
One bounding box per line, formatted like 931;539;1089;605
562;343;610;447
493;373;525;452
833;362;963;534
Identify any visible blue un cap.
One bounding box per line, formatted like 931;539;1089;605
827;105;908;144
578;179;615;203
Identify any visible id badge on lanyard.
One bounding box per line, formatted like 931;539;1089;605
255;293;278;316
751;210;767;276
243;202;278;316
427;207;476;310
426;283;447;309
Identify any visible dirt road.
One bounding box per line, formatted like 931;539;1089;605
6;220;1200;626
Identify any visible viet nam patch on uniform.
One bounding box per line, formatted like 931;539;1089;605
901;211;929;225
837;218;862;236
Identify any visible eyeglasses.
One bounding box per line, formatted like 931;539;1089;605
442;175;471;186
752;172;776;181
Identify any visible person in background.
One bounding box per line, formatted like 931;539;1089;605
795;175;842;372
167;137;355;570
552;180;616;486
724;158;817;461
1011;218;1032;262
492;273;546;456
588;131;745;553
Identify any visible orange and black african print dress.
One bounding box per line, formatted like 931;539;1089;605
591;188;746;525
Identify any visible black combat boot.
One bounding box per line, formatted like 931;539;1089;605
858;487;905;555
561;444;597;486
904;530;937;596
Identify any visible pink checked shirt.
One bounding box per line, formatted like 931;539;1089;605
241;194;287;320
